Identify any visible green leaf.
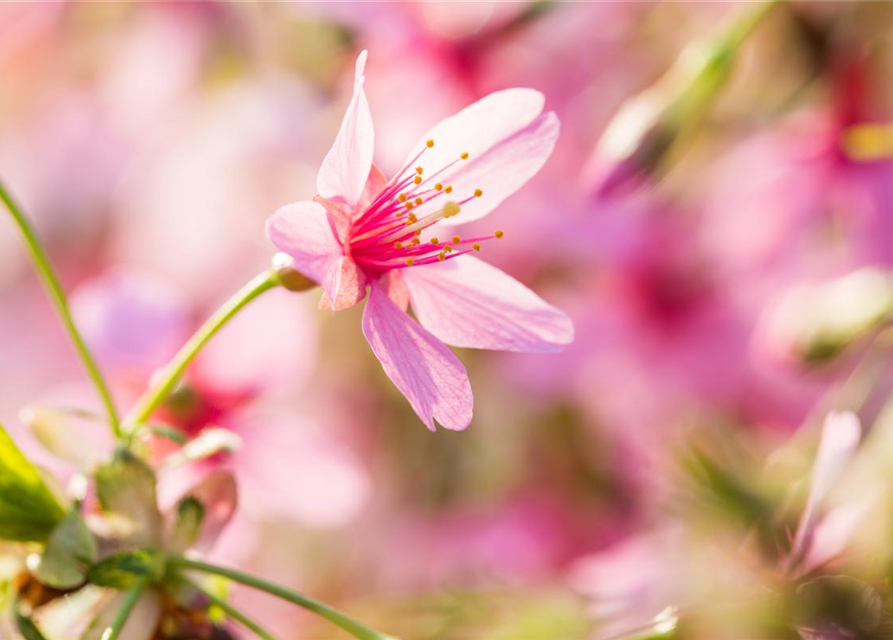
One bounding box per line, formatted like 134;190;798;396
14;606;48;640
0;420;65;542
30;511;98;589
86;549;165;589
167;496;205;554
94;450;162;547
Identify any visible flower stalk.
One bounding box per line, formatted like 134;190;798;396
168;557;396;640
101;579;148;640
123;269;282;437
182;577;279;640
0;177;122;437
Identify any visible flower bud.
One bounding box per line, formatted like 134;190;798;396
271;253;315;292
759;269;893;365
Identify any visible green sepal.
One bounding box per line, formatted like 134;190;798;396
94;449;162;546
14;606;48;640
0;420;65;542
30;511;97;589
168;496;205;554
86;548;166;589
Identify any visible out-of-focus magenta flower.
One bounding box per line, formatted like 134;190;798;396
268;51;573;431
67;268;369;529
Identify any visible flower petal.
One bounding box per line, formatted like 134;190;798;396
266;200;344;302
362;282;472;431
402;255;573;352
404;89;558;224
317;50;374;207
790;411;861;567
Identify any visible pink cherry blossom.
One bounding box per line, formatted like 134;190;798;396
268;50;573;431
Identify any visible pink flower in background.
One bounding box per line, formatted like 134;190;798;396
67;269;370;530
268;50;573;431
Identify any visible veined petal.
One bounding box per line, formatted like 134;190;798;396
404;89;558;224
317;50;374;207
362;283;472;431
789;411;861;567
402;255;573;352
266;200;344;302
318;256;368;311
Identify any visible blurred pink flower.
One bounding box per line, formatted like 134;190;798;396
268;51;573;431
68;268;369;530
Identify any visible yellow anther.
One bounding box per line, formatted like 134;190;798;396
495;230;504;239
416;166;424;175
405;202;414;210
394;241;403;249
452;236;461;244
442;201;461;218
415;198;423;206
414;230;422;236
444;185;453;194
445;245;453;253
414;176;422;185
431;237;440;246
474;189;483;197
438;252;446;261
412;237;421;245
396;211;405;217
460;152;469;160
472;243;481;252
426;139;435;148
409;213;418;222
405;257;414;266
435;183;443;191
398;193;407;202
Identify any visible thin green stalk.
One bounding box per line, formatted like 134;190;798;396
123;270;280;435
169;557;395;640
182;577;278;640
102;579;148;640
0;178;121;437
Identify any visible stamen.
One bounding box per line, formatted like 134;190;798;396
394;241;403;249
415;198;423;206
472;243;481;251
474;189;483;197
398;194;407;202
435;183;443;191
416;167;424;175
431;237;440;246
444;185;453;194
495;230;504;239
460;152;469;160
411;238;421;245
405;258;414;266
438;252;446;261
426;139;435;148
452;236;461;244
414;176;422;185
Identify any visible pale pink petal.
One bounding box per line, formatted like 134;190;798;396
358;164;389;212
179;470;238;555
404;89;557;224
317;50;374;207
802;497;875;574
317;256;368;311
380;270;409;311
790;411;861;565
362;283;472;431
266;199;343;301
402;255;573;352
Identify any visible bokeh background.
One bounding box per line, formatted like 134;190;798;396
5;2;893;638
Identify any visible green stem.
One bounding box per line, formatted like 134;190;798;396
182;577;278;640
169;557;395;640
0;178;121;437
123;270;279;436
102;579;148;640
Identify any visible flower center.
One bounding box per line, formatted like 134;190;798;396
347;140;503;272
